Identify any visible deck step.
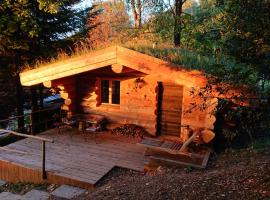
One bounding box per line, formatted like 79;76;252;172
51;185;86;199
0;192;22;200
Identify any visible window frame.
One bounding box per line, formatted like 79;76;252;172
99;78;121;106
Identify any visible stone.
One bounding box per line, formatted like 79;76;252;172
51;185;86;199
21;189;49;200
0;179;6;186
0;192;22;200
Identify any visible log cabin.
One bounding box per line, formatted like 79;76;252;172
20;46;217;140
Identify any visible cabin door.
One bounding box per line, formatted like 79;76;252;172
157;82;183;136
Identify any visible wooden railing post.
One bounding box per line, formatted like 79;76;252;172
42;141;47;179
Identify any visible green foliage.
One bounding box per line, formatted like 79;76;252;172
147;11;174;42
224;0;270;80
137;0;270;150
253;137;270;150
0;0;96;127
0;68;16;122
0;0;91;65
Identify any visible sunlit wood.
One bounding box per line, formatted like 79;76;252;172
64;98;72;105
0;129;146;189
201;129;215;143
111;63;123;73
60;91;69;100
19;46;234;138
20;46;206;87
61;104;69;111
43;81;51;88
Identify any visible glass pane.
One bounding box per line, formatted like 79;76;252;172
112;80;120;104
101;80;109;103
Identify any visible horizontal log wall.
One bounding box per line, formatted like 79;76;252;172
51;70;216;138
52;77;77;114
75;73;157;135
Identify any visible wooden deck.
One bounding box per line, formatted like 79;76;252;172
0;128;147;188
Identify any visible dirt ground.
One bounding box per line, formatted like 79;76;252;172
75;149;270;200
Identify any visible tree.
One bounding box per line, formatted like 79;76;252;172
173;0;186;46
173;0;199;46
0;0;93;131
88;1;131;47
147;0;197;46
224;0;270;92
126;0;159;29
131;0;142;28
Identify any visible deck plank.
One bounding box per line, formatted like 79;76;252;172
0;129;147;187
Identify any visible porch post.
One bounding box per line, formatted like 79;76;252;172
41;141;47;179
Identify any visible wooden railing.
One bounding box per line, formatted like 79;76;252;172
0;107;61;134
0;129;54;179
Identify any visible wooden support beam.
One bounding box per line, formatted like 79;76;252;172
61;105;69;111
201;129;215;143
179;132;197;153
60;91;69;99
111;63;123;73
64;98;72;106
43;81;52;88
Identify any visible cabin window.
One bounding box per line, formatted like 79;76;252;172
101;80;109;103
112;81;120;104
101;80;120;105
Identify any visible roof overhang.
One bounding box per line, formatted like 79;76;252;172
20;46;207;87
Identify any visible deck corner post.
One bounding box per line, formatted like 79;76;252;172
41;141;47;179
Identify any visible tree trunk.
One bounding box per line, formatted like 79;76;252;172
15;74;24;132
131;0;142;29
174;0;184;47
136;0;142;28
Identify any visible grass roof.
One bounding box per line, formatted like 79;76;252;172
23;41;255;85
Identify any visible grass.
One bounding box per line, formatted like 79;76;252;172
22;39;255;85
124;44;255;83
0;182;49;194
22;40;219;73
22;42;115;72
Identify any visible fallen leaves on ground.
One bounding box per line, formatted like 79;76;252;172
75;149;270;200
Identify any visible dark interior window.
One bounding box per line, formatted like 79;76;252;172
101;80;109;103
112;80;120;104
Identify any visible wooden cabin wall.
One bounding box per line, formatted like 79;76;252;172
50;72;216;138
76;74;157;135
154;74;216;137
51;77;77;114
181;86;216;132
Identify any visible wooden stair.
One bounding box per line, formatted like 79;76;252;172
138;137;211;169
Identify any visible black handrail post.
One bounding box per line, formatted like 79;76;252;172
42;141;47;179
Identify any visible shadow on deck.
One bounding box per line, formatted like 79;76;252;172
0;128;147;189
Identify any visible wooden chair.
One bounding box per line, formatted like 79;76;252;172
54;111;77;134
83;114;106;143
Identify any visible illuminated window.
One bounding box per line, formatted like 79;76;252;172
101;80;120;105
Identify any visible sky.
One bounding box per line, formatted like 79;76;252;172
75;0;200;10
